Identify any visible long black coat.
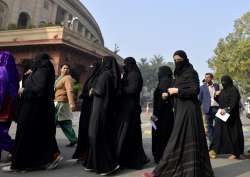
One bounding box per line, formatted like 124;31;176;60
72;95;93;160
116;70;148;169
73;64;100;161
152;87;174;163
153;65;214;177
211;86;244;156
11;61;59;170
86;70;118;173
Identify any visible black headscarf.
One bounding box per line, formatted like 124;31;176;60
220;75;241;112
32;53;54;72
123;57;143;90
221;75;234;89
124;57;142;77
158;66;173;90
87;61;101;86
123;57;137;72
80;61;101;98
173;50;191;76
97;56;121;92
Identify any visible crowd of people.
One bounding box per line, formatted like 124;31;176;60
0;50;245;177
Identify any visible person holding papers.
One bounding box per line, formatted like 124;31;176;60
210;75;244;159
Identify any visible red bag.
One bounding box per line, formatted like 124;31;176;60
0;96;14;122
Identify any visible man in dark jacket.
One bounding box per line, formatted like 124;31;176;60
199;73;220;146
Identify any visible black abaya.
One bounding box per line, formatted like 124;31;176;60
152;66;174;163
211;77;244;157
11;55;59;170
116;63;149;169
152;87;174;163
153;64;214;177
72;96;92;160
86;57;120;174
73;63;100;160
86;71;118;173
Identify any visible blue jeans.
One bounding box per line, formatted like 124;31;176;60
205;106;218;146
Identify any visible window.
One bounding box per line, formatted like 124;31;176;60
17;12;31;28
44;0;49;10
78;23;83;33
68;14;73;21
55;6;66;25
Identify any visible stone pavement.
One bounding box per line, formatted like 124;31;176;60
0;112;250;177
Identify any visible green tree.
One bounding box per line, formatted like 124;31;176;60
208;11;250;96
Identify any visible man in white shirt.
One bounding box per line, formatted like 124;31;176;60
199;73;220;146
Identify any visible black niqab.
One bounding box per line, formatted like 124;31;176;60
158;66;173;90
80;61;101;98
123;57;143;90
221;75;233;89
173;50;191;76
32;53;53;71
123;57;137;72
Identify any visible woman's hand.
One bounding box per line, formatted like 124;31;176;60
24;69;32;76
89;88;94;97
220;109;226;115
162;92;169;100
168;88;179;95
18;88;24;96
215;91;221;96
70;104;76;112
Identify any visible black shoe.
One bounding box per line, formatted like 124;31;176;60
99;165;120;176
66;142;77;147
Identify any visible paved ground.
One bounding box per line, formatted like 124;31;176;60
0;111;250;177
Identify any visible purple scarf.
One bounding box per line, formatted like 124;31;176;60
0;51;18;107
0;66;8;108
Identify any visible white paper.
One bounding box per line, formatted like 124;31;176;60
216;109;230;122
151;120;157;130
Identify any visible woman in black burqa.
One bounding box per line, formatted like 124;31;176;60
72;61;100;162
152;66;174;164
2;53;61;172
210;75;244;159
85;56;120;175
144;50;214;177
115;57;149;169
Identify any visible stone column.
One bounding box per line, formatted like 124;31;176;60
50;2;58;24
64;13;70;28
33;0;43;26
10;0;21;24
74;20;79;32
82;26;86;37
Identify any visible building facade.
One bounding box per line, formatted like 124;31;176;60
0;0;122;86
0;0;104;45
